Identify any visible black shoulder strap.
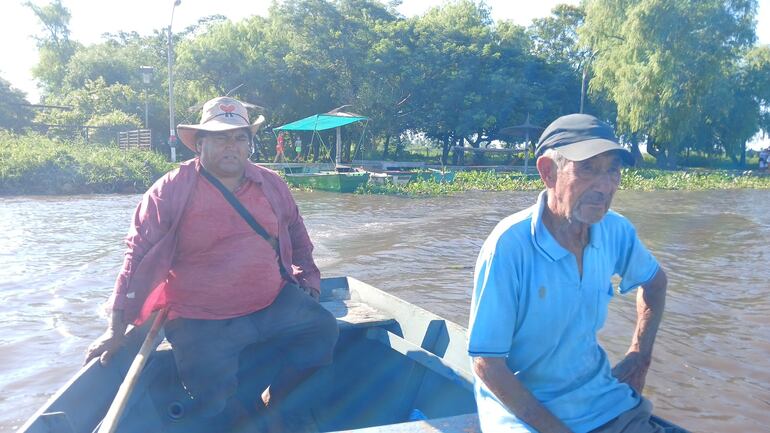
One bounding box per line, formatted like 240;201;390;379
199;166;280;254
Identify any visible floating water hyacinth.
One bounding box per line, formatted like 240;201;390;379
360;168;770;196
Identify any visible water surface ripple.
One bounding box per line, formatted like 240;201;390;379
0;190;768;432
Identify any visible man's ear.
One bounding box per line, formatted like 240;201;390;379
536;156;557;188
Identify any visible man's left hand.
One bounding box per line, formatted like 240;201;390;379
612;351;651;394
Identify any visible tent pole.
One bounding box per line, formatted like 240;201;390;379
336;126;342;167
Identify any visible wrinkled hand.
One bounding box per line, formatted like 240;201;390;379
301;286;320;301
84;331;126;366
612;352;650;394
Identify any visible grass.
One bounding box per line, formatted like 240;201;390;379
619;168;770;190
0;132;175;195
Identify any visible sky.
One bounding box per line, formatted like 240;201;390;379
1;0;769;147
0;0;584;102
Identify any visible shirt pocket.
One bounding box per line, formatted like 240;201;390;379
520;280;580;342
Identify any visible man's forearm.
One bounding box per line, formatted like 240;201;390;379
109;309;128;337
473;357;572;433
630;269;667;359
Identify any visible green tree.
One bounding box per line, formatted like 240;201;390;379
528;4;616;119
698;45;770;167
61;31;168;90
529;4;587;70
408;0;502;164
527;4;626;159
0;76;33;132
175;1;400;162
26;0;80;96
746;46;770;136
87;110;142;144
34;78;142;143
581;0;758;168
408;1;570;165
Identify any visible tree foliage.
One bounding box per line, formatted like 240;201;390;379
581;0;761;167
34;78;142;142
0;76;33;132
25;0;80;95
22;0;769;167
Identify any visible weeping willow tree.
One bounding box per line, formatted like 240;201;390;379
580;0;760;168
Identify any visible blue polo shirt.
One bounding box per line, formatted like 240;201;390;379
468;191;659;433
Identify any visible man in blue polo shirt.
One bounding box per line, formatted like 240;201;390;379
468;114;673;433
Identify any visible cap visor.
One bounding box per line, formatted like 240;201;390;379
557;139;635;166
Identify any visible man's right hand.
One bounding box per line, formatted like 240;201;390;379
300;285;320;301
84;330;125;366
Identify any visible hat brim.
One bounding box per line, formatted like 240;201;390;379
556;139;635;166
176;115;266;152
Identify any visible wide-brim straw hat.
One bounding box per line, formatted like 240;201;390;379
177;96;266;152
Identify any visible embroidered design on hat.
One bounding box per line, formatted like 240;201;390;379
220;104;236;117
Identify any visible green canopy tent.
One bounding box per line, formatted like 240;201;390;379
274;112;369;166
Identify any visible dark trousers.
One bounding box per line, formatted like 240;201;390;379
164;283;339;417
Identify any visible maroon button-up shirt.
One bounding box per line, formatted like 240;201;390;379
110;159;320;325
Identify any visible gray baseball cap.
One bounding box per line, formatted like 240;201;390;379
535;114;634;166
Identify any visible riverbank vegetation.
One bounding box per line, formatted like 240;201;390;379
2;133;768;196
3;0;769;171
0;132;174;195
360;169;770;196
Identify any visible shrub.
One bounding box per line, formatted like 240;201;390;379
0;132;174;195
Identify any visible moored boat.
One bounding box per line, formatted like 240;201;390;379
411;169;456;183
284;169;370;193
18;277;689;433
367;169;456;186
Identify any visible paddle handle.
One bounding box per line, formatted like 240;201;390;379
97;308;169;433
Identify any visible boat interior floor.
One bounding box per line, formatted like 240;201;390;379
111;298;478;433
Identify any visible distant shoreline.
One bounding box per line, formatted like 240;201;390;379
3;168;768;197
3;134;769;196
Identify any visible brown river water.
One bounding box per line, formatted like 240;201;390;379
1;190;769;432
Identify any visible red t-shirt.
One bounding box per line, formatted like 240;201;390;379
164;177;285;319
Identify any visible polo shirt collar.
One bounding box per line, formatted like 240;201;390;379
531;191;570;262
530;191;604;261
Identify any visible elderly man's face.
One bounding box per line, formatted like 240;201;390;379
197;128;251;179
554;151;623;225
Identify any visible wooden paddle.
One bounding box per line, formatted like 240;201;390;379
97;308;169;433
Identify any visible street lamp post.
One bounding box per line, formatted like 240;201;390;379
167;0;181;162
139;66;154;129
579;51;598;114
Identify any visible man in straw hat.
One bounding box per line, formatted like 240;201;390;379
85;96;338;431
468;114;678;433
